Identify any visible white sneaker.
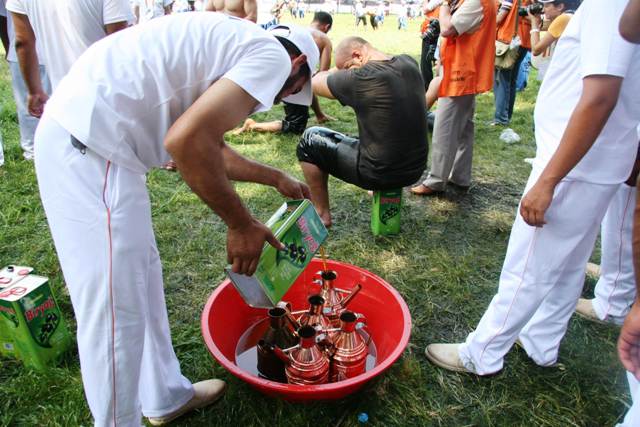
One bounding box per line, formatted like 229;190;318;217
585;262;601;278
147;379;226;426
425;343;474;373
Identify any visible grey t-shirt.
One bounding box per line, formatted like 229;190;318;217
327;55;428;187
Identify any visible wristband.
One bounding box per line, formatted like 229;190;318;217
530;29;540;34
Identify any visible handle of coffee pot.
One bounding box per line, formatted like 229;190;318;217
354;313;367;328
338;284;363;309
276;301;301;330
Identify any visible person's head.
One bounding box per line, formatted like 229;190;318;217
311;11;333;33
538;0;579;21
334;36;371;69
269;25;320;104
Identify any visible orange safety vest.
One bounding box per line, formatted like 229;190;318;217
439;0;497;97
496;0;532;48
420;6;441;33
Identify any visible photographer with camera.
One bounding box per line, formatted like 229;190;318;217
411;0;496;197
529;0;579;81
491;0;532;126
420;0;441;90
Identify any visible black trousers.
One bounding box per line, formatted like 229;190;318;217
420;38;437;91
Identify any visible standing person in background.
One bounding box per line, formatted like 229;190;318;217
205;0;257;21
411;0;497;196
7;0;132;116
425;0;640;377
397;2;408;29
420;0;441;90
134;0;172;24
491;0;532;126
529;0;578;81
1;0;50;163
355;0;367;27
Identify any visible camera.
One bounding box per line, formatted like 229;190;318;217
421;18;440;44
518;2;544;17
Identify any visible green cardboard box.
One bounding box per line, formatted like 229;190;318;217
0;265;33;358
227;199;328;308
0;275;71;370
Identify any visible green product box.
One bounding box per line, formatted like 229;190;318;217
0;275;71;370
371;189;403;236
0;265;33;358
227;199;329;308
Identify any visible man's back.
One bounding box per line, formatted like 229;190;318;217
327;55;428;186
6;0;132;87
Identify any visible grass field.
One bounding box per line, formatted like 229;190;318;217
0;12;630;427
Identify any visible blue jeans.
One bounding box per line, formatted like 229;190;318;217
493;47;528;125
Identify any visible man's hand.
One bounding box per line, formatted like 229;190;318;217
528;10;542;29
27;91;48;118
519;180;554;227
276;173;311;199
316;113;336;124
619;303;640;380
227;218;284;275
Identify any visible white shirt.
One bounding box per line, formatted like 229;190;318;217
6;0;133;88
1;0;44;63
534;0;640;184
135;0;172;24
46;13;291;174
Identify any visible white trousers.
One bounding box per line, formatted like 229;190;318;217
459;167;618;375
592;184;637;325
8;61;50;159
619;372;640;427
34;116;193;427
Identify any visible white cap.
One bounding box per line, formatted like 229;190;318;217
268;24;320;106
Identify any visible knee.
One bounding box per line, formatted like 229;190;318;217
297;126;334;163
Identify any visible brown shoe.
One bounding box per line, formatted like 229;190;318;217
410;184;443;196
147;379;226;426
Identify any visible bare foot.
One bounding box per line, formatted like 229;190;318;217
318;211;332;228
230;118;255;135
316;114;336;124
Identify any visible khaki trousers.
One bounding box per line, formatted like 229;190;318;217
423;94;476;191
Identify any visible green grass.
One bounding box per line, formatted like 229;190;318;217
0;13;628;427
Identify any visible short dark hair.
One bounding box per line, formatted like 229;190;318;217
312;11;333;29
551;0;580;13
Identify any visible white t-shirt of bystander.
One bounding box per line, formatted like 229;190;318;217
5;0;133;88
46;13;291;174
1;0;44;63
533;0;640;185
136;0;172;23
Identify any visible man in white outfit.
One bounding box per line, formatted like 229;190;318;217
614;2;640;425
33;14;317;426
0;0;50;162
6;0;131;117
425;0;640;376
575;144;639;326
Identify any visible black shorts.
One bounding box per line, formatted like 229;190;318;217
281;102;310;135
297;126;371;188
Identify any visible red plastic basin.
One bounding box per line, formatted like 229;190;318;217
201;259;412;401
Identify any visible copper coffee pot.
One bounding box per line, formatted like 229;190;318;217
295;294;333;333
256;306;299;382
330;311;369;382
314;270;363;326
271;325;330;385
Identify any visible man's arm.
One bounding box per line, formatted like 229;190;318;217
164;78;296;275
11;12;48;117
312;71;336;99
244;0;258;22
619;178;640;379
620;0;640;43
439;2;457;36
519;75;623;227
496;2;511;25
104;21;129;34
